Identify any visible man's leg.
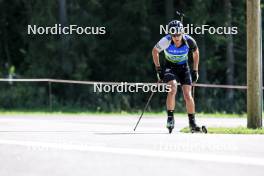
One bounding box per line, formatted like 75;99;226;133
182;85;200;131
166;80;177;110
182;85;195;113
166;80;177;131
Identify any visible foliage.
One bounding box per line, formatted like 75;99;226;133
0;0;255;113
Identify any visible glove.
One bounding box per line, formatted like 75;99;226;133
191;70;199;82
155;66;163;81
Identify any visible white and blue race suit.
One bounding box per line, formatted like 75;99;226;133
154;34;198;85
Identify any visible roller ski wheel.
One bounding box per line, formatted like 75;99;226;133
190;125;207;134
166;118;174;134
168;127;173;134
202;126;207;133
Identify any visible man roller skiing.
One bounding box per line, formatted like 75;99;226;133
152;20;201;133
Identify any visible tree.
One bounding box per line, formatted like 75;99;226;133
247;0;262;128
225;0;235;101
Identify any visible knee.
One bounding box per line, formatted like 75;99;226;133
184;92;193;102
168;84;177;96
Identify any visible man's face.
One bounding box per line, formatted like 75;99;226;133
171;33;182;43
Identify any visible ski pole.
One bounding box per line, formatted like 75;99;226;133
133;81;159;131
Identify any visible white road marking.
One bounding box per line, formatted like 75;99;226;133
0;139;264;166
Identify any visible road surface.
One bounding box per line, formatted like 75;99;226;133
0;114;263;176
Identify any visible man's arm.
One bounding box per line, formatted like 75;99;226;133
185;35;199;71
152;36;170;81
152;47;160;67
152;36;170;67
191;48;199;82
152;47;163;80
192;48;199;71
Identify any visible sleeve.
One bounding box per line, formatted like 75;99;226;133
154;36;171;53
186;35;198;52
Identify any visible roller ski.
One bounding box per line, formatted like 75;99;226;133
190;124;207;133
189;114;207;134
166;116;174;134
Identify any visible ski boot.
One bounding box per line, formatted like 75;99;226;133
189;115;207;133
167;116;174;134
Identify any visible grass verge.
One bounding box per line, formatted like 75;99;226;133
180;126;264;134
0;109;246;118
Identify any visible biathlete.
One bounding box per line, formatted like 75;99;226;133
152;20;202;133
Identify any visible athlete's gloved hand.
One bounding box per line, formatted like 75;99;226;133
155;66;163;81
191;70;199;82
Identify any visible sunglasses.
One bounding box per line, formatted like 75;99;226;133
171;33;182;37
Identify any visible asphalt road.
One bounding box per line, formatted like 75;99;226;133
0;114;263;176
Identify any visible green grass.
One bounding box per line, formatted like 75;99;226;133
0;109;246;118
0;110;245;117
0;109;162;115
180;126;264;134
197;112;246;118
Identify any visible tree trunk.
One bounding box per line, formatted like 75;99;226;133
225;0;235;102
199;34;207;111
247;0;262;128
199;35;207;84
165;0;174;21
58;0;68;53
58;0;70;73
